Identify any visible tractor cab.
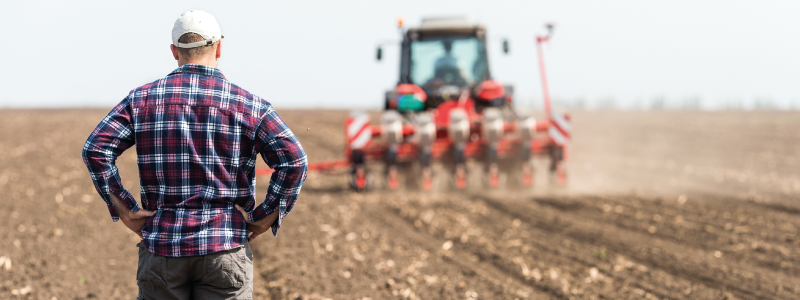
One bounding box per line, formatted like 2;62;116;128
382;17;512;116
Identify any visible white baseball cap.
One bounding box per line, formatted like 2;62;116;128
172;10;224;49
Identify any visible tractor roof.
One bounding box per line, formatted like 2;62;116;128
412;17;484;36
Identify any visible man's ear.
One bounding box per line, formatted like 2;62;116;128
215;41;222;59
170;44;180;61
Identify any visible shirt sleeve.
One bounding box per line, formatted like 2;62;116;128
250;106;308;236
82;96;139;221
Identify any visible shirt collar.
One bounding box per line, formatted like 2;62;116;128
169;64;226;80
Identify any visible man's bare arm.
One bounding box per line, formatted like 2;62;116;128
235;205;278;241
109;194;155;239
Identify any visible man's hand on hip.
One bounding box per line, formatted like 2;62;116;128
109;194;155;239
235;205;278;241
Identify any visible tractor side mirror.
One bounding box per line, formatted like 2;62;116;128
376;46;383;61
502;39;510;54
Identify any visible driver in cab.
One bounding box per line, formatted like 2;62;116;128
433;40;465;85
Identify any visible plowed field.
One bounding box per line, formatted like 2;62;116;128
0;109;798;299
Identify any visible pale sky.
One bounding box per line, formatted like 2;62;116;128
1;0;798;110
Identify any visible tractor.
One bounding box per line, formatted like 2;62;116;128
343;17;570;191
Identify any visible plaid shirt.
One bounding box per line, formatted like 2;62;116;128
83;64;308;257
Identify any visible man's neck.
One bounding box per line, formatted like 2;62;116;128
178;59;218;68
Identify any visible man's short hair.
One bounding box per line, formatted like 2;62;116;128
177;33;218;59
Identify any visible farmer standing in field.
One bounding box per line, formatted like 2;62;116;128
82;10;308;299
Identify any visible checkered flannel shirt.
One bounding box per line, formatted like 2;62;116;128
83;64;308;257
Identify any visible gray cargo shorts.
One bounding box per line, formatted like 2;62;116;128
136;241;253;300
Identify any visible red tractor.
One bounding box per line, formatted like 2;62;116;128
256;18;569;191
345;17;570;191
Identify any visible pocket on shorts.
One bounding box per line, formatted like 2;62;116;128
203;246;246;289
136;243;166;291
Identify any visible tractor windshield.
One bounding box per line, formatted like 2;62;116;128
409;37;488;88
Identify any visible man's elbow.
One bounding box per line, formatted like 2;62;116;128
296;155;309;175
81;144;92;164
300;154;309;169
292;147;308;166
294;151;309;174
81;139;103;166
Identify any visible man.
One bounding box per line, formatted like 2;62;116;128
434;40;458;71
433;40;465;85
82;10;308;300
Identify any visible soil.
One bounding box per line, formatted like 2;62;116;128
0;109;798;300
